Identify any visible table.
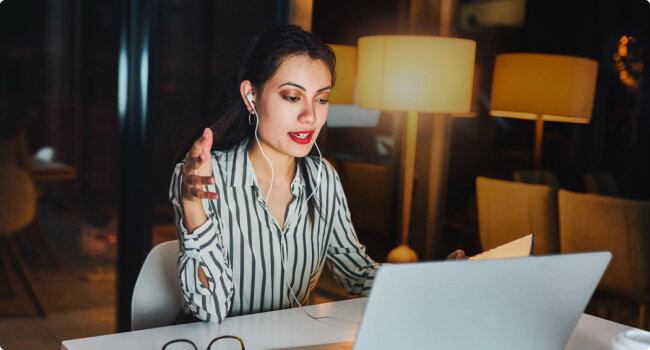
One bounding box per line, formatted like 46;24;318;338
30;159;77;181
63;299;363;350
62;298;634;350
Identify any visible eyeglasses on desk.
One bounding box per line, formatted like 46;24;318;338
162;335;245;350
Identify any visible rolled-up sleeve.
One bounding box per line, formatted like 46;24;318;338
326;173;380;297
169;162;234;323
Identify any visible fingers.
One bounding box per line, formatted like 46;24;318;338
184;174;215;186
187;135;203;159
202;128;213;155
182;175;219;201
189;187;219;200
183;154;206;172
183;174;217;199
181;128;217;202
187;128;213;160
184;147;212;173
446;249;468;260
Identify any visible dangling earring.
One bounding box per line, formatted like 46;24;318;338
248;112;256;126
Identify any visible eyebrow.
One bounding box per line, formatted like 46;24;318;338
279;82;332;93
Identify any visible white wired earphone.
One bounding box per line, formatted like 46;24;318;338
246;92;355;326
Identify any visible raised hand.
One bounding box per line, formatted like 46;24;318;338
181;128;218;202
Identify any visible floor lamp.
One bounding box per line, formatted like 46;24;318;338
490;53;599;170
357;36;476;262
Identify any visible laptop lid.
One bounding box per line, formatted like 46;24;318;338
353;252;611;350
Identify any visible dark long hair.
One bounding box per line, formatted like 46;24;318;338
209;25;336;222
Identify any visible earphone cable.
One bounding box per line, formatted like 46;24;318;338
251;105;274;203
283;142;323;232
280;246;360;328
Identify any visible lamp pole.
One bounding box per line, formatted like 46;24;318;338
534;115;544;170
388;111;419;262
424;0;459;260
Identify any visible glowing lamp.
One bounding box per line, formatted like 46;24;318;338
490;53;598;169
357;35;476;262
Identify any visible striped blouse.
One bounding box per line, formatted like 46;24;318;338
169;140;379;323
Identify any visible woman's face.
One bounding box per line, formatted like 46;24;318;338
252;55;331;159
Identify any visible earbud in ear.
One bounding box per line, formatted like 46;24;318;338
246;92;254;105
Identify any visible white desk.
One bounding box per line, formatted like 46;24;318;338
62;298;632;350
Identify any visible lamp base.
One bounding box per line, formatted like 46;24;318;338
387;244;418;263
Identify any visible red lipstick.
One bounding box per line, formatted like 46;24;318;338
288;130;314;145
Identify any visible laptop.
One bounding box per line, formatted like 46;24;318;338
279;251;611;350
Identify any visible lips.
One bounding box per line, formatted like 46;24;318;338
288;130;314;145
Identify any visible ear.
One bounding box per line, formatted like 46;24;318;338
240;80;255;112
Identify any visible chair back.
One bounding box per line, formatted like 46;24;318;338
131;240;183;331
0;164;36;236
476;176;559;255
558;190;650;301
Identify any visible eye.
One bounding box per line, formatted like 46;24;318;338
316;98;329;104
285;96;300;102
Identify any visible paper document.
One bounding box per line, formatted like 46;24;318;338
469;234;534;261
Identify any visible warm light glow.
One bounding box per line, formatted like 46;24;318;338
288;0;314;31
490;53;598;123
357;36;476;113
329;44;357;105
613;36;642;90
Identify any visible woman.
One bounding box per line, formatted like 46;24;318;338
169;25;380;323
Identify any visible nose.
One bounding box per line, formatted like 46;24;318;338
298;100;317;124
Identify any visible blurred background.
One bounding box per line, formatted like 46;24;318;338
0;0;648;347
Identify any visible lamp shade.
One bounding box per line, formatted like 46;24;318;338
357;35;476;113
490;53;599;123
329;44;357;105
